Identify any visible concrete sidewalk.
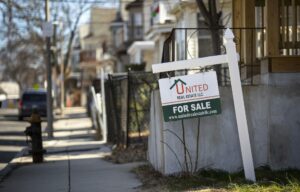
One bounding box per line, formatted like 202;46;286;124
0;108;142;192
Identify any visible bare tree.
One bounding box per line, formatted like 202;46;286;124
0;0;45;90
195;0;223;78
195;0;223;55
0;0;90;90
52;1;90;76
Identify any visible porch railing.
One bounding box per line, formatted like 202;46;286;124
161;27;266;85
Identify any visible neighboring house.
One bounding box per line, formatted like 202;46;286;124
62;35;82;107
70;36;81;72
0;87;7;106
0;82;20;108
79;7;117;88
129;0;231;71
143;0;176;69
165;1;199;62
164;0;232;61
75;7;116;107
111;0;300;82
111;0;154;72
110;11;130;72
126;0;155;71
126;0;144;43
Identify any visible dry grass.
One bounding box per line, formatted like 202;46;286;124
132;165;300;192
104;144;147;164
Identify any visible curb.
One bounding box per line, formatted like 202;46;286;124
0;147;28;183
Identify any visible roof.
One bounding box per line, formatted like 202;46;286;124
83;32;94;39
127;41;155;55
125;0;143;10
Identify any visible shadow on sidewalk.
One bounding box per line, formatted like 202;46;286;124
54;114;88;121
0;144;143;192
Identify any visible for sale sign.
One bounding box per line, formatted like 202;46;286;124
158;71;221;122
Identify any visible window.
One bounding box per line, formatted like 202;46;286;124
134;12;142;26
134;27;143;38
257;0;300;55
197;13;213;57
279;0;300;55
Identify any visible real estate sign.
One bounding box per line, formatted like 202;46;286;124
158;71;221;122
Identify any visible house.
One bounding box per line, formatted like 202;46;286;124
72;7;117;107
125;0;152;70
61;35;82;107
232;0;300;83
79;7;117;88
148;0;300;175
110;11;129;73
0;82;20;108
111;0;153;72
144;0;177;70
162;0;300;82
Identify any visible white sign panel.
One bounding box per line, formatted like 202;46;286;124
158;71;221;121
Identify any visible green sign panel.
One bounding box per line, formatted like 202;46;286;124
162;98;221;121
158;71;221;122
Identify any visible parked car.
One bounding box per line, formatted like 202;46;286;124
18;89;47;120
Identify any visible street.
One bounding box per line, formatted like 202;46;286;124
0;109;28;171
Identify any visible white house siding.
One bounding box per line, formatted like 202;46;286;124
149;82;300;174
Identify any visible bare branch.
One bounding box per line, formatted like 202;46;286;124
163;128;193;173
195;0;211;26
63;4;90;75
161;140;185;172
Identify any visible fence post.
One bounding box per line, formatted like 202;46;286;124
108;75;120;145
125;73;130;147
224;28;256;182
101;68;107;142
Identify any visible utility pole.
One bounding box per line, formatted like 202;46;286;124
60;27;64;114
45;0;53;138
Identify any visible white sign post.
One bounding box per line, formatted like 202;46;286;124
101;68;107;143
152;28;256;182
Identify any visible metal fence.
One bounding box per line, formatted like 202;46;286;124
161;27;266;85
106;72;158;147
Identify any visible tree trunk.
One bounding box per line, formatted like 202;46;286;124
196;0;222;81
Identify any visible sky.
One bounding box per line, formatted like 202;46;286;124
51;0;119;29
